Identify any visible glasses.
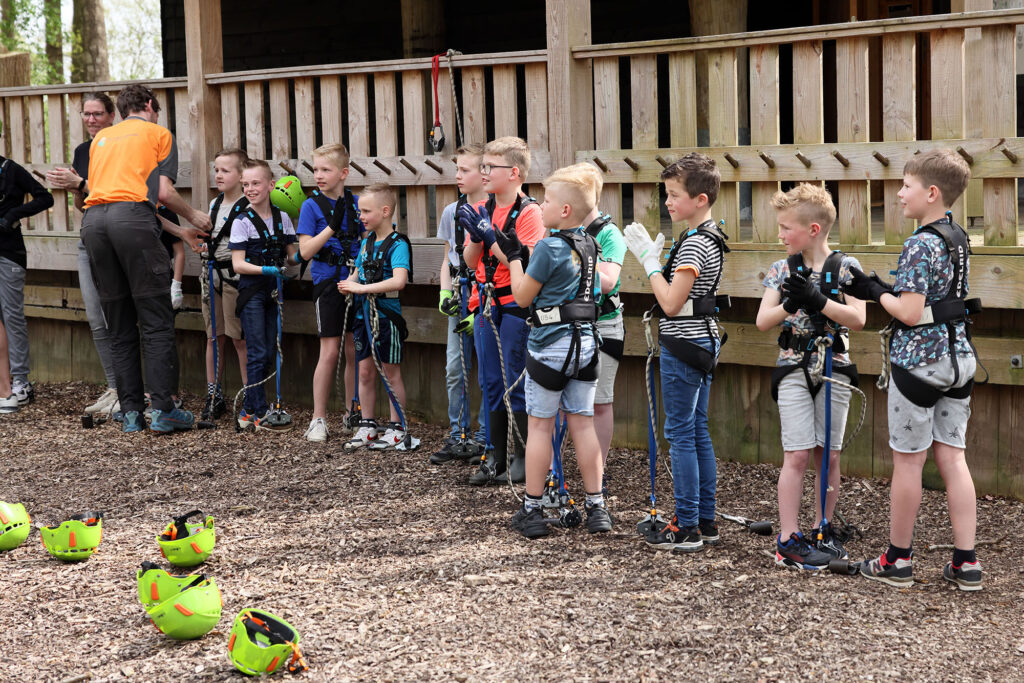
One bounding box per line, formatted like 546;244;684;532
479;164;514;175
82;112;108;119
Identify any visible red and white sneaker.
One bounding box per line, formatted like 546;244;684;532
369;422;406;450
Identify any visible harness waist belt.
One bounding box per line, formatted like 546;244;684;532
526;346;599;391
777;328;849;355
906;297;983;327
666;294;731;318
529;302;597;327
890;363;973;407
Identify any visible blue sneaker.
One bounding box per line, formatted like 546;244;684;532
121;410;144;433
149;408;195;433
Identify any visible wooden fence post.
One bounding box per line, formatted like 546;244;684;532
546;0;593;169
184;0;223;210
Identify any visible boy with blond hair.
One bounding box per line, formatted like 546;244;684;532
755;183;866;569
296;143;363;442
845;150;982;590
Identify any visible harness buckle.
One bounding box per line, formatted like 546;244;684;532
429;123;445;153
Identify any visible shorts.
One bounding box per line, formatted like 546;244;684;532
525;333;597;419
777;369;852;452
202;282;243;339
314;283;358;338
887;354;975;453
353;314;403;364
595;316;623;405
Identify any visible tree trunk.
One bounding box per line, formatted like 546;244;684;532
45;0;62;83
1;0;16;49
71;0;109;83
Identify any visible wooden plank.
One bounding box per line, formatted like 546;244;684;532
546;0;594;168
293;77;316;161
980;25;1017;246
220;84;240;148
492;64;518;138
749;44;780;244
792;41;824;147
7;97;24;162
929;29;966;225
524;63;549;152
346;74;370;157
835;37;871;244
26;96;48;231
593;56;621;221
318;75;342;146
67;93;85;151
174;88;191;161
461;66;486;147
707;48;739;233
435;185;458;234
668;51;697;239
401;70;429;238
268;79;291;160
374;71;398;158
155;89;170;129
184;0;224;212
630;54;659;232
434;60;456;149
46;94;69;232
881;33;916;244
243;81;265;158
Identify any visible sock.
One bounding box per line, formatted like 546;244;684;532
952;547;976;566
886;544;912;563
207;382;217;396
585;491;604;508
524;494;542;512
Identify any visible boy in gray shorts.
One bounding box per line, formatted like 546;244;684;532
846;149;982;591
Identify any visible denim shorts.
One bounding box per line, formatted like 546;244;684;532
525;333;597;418
777;369;852;452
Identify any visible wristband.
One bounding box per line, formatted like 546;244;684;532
77;179;86;192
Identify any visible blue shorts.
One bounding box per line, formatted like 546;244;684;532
524;334;597;419
353;314;403;364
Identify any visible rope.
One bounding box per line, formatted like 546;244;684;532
455;277;473;440
365;293;409;435
446;49;464;148
231;279;285;429
201;258;220;397
642;311;660;510
805;333;867;453
335;293;353;421
876;322;895;391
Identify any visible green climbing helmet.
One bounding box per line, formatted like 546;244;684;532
270;175;306;220
136;561;207;610
228;608;308;676
0;501;31;551
138;564;222;640
157;510;215;567
40;512;102;562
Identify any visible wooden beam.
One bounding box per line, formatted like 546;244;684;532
184;0;223;211
835;36;871;244
930;29;966;225
980;24;1018;246
749;44;779;244
546;0;593;168
881;33;916;244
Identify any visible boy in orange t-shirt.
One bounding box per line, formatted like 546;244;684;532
459;136;545;486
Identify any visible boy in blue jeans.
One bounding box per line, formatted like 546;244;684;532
624;153;728;552
845;149;982;590
229;159;298;431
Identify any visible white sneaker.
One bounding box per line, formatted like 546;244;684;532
11;379;32;406
304;417;328;442
0;394;18;414
343;420;378;450
369;422;406;450
84;388;118;415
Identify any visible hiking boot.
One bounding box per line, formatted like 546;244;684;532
343;420;378;450
122;410;144;433
507;453;526;484
943;560;982;591
810;522;848;560
11;379;32;405
255;409;293;433
429;437;458;465
85;388;118;415
468;450;505;486
699;518;721;546
511;505;550;539
201;393;226;421
149;408;195;433
0;394;18;414
775;532;831;570
860;551;914;587
304;417;328;442
369;422;406;450
237;410;256;431
585;501;613;534
645;516;702;552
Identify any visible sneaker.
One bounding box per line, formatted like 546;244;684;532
809;522;848;560
201;393;226;421
343;420;378;450
429;437;458;465
255;409;294;433
860;551;914;587
149;408;195;433
84;388;118;415
511;505;550;539
122;410;144;433
237;410;256;430
304;417;328;442
0;394;18;414
699;518;721;546
585;501;613;534
11;379;32;405
369;422;405;450
775;532;832;570
645;516;702;552
943;560;982;591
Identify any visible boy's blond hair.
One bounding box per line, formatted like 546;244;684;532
455;142;485;159
484;136;531;181
903;149;971;207
770;183;837;233
543;165;598;219
214;147;248;172
363;182;397;215
241;158;273;182
568;162;604;205
312;142;350;170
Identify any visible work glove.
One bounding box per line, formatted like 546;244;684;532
842;266;894;303
455;312;475;334
171;280;184;310
456;204;496;249
0;216;20;233
439;289;459;317
624;222;666;277
492;227;528;270
781;272;828;314
782;296;801;315
261;265;295;280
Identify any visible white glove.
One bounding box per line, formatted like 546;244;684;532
171;279;183;310
624;222;666;277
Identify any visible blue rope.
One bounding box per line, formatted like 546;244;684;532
647;357;658;509
457;275;473;439
550;411;569;493
208;260;219;387
820;337;834;526
362;296;407;431
274;276;284;409
477;286;494;451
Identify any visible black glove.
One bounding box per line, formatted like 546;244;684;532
0;216;18;233
842;266;894;303
781;272;828;314
493;227;528;270
782;297;800;315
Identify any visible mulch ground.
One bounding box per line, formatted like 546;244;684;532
2;381;1022;682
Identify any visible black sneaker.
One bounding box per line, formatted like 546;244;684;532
201;393;226;421
810;522;847;560
645;516;702;552
775;532;831;570
585;501;613;534
943;560;982;591
511;505;549;539
699;518;720;546
860;551;914;587
429;437;457;465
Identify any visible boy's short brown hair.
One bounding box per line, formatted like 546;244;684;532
214;147;249;171
770;183;837;233
903;149;971;207
660;152;720;206
363;182;397;214
455;142;485;159
483;136;531;181
241;158;273;182
116;84;160;119
312;143;351;170
543;165;598;218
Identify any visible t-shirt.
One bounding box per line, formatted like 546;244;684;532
762;253;861;367
206;195;246;284
890;225;974;369
473;196;545;306
228;209;297;290
593;219;626;321
0;156;54;267
71;140;90;180
659;228;725;342
296;192;362;284
85;117;177;208
524;228;602;351
437;201;460;269
354;230;412;319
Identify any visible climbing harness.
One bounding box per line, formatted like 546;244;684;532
429;50;464;152
540;412;583;527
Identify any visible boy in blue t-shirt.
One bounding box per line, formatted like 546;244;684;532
484;165;611;539
295;143;363;443
338;183;412;451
